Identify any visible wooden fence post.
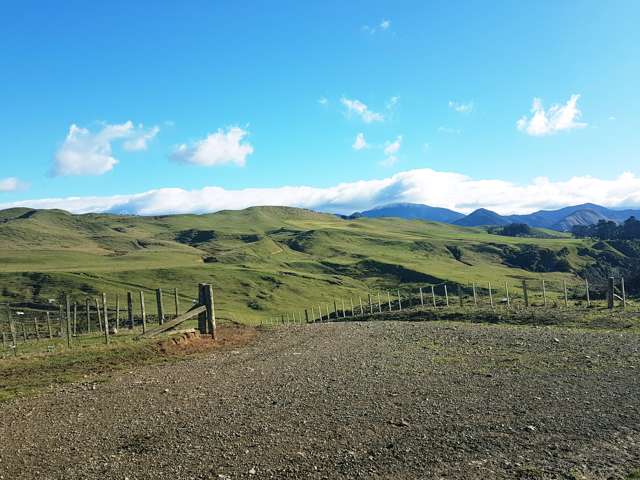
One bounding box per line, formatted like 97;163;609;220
21;322;27;342
488;282;494;309
522;280;529;308
86;298;91;333
305;309;309;323
46;312;53;339
115;295;120;330
103;293;110;345
563;280;569;308
342;299;347;318
94;297;103;332
350;298;355;318
377;292;382;313
65;295;72;348
198;284;207;333
419;287;424;306
542;279;547;307
387;291;392;311
203;284;216;339
34;318;40;341
174;288;180;317
444;285;449;307
607;277;615;309
585;278;590;306
73;303;77;335
431;285;436;307
457;285;463;308
139;291;146;333
127;292;133;329
472;283;478;307
156;288;165;325
505;282;510;308
621;277;627;309
7;307;17;355
368;294;373;315
359;297;364;316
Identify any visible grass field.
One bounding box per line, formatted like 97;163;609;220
0;206;632;325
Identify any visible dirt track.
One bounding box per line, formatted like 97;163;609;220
1;321;639;479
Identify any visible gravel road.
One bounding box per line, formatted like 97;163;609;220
1;321;639;479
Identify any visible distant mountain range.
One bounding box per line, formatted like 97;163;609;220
349;202;640;231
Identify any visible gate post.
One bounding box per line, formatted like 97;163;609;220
198;284;207;333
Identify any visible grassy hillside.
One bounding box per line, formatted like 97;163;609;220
0;206;632;324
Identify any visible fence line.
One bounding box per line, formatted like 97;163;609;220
1;283;218;356
267;276;635;326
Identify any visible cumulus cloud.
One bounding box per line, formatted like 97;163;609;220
341;97;384;123
380;136;402;166
517;94;587;136
380;19;391;30
448;100;474;113
352;133;368;150
53;121;160;176
123;125;160;151
4;169;640;217
0;177;27;192
318;97;328;106
170;127;254;167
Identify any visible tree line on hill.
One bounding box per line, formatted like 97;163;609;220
572;217;640;240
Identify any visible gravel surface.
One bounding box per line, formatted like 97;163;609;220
1;321;639;479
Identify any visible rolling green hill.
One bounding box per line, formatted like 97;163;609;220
0;206;636;324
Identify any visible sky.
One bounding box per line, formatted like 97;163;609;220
1;0;639;215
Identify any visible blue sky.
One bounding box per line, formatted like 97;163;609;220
1;0;639;215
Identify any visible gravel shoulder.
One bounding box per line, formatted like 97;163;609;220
1;320;639;479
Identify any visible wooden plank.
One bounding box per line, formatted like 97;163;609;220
138;305;206;339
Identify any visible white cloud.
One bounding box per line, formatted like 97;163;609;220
438;126;461;134
380;135;402;166
4;168;640;217
341;97;384;123
363;19;391;34
352;133;368;150
123;125;160;151
170;127;254;167
0;177;27;192
318;97;328;106
386;96;399;110
517;94;587;136
448;100;474;113
53;121;159;176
